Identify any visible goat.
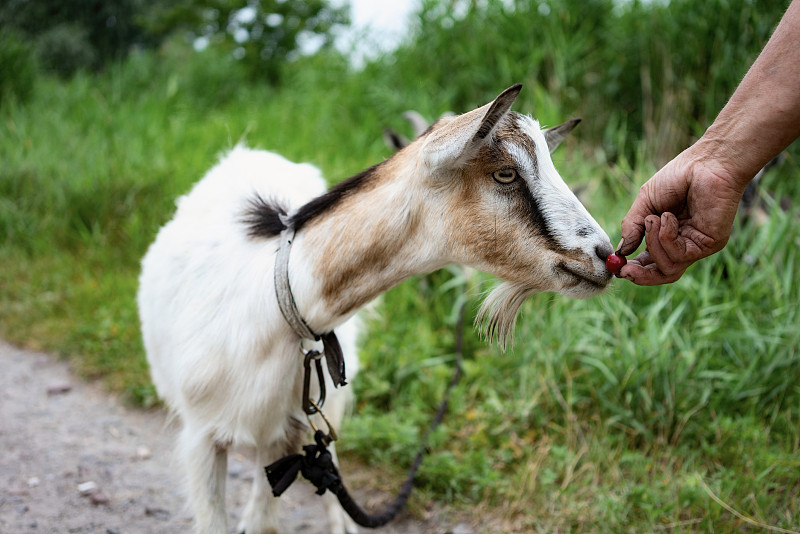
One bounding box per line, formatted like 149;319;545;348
137;84;614;534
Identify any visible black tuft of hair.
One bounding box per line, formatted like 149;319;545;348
242;161;383;239
242;195;289;238
288;161;383;232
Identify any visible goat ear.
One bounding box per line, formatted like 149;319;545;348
543;118;581;153
403;110;430;138
383;128;409;151
422;84;522;170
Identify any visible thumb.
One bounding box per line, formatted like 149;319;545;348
618;199;650;256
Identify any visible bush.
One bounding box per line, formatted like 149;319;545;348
0;31;37;105
35;23;98;77
0;0;155;77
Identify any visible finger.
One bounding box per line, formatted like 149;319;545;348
627;250;654;267
657;212;687;263
617;215;689;285
678;224;725;259
642;215;670;268
619;211;646;257
618;186;655;256
615;239;654;280
642;212;707;284
616;252;649;279
619;260;686;286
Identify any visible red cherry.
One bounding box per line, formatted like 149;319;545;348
606;253;627;274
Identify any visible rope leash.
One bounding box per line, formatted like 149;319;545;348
266;300;467;528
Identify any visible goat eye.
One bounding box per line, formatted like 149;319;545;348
492;168;517;184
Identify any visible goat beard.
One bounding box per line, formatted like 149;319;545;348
476;281;536;351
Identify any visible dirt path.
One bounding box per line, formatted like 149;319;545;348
0;340;473;534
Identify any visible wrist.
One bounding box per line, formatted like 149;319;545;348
686;131;758;195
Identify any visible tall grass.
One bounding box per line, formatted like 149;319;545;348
392;0;792;165
1;0;799;531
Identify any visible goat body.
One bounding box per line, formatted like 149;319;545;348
139;148;360;533
137;85;613;534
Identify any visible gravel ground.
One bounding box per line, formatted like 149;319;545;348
0;340;472;534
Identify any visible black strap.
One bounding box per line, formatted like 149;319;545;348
321;331;346;387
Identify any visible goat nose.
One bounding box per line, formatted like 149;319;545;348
595;243;613;262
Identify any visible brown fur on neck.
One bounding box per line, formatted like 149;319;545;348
304;146;431;318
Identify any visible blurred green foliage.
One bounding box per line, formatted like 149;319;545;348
0;0;154;74
146;0;349;83
0;30;38;105
388;0;789;164
0;0;348;82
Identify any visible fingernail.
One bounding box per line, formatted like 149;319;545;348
645;218;652;233
616;238;625;254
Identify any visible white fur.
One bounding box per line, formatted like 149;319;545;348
138;147;359;534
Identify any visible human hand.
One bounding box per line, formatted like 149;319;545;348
617;147;748;285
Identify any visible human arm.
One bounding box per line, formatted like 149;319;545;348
618;0;800;285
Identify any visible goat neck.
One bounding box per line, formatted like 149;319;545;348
289;148;439;333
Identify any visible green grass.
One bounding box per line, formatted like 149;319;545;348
2;6;800;531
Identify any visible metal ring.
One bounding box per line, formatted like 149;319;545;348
306;400;338;444
302;350;326;415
